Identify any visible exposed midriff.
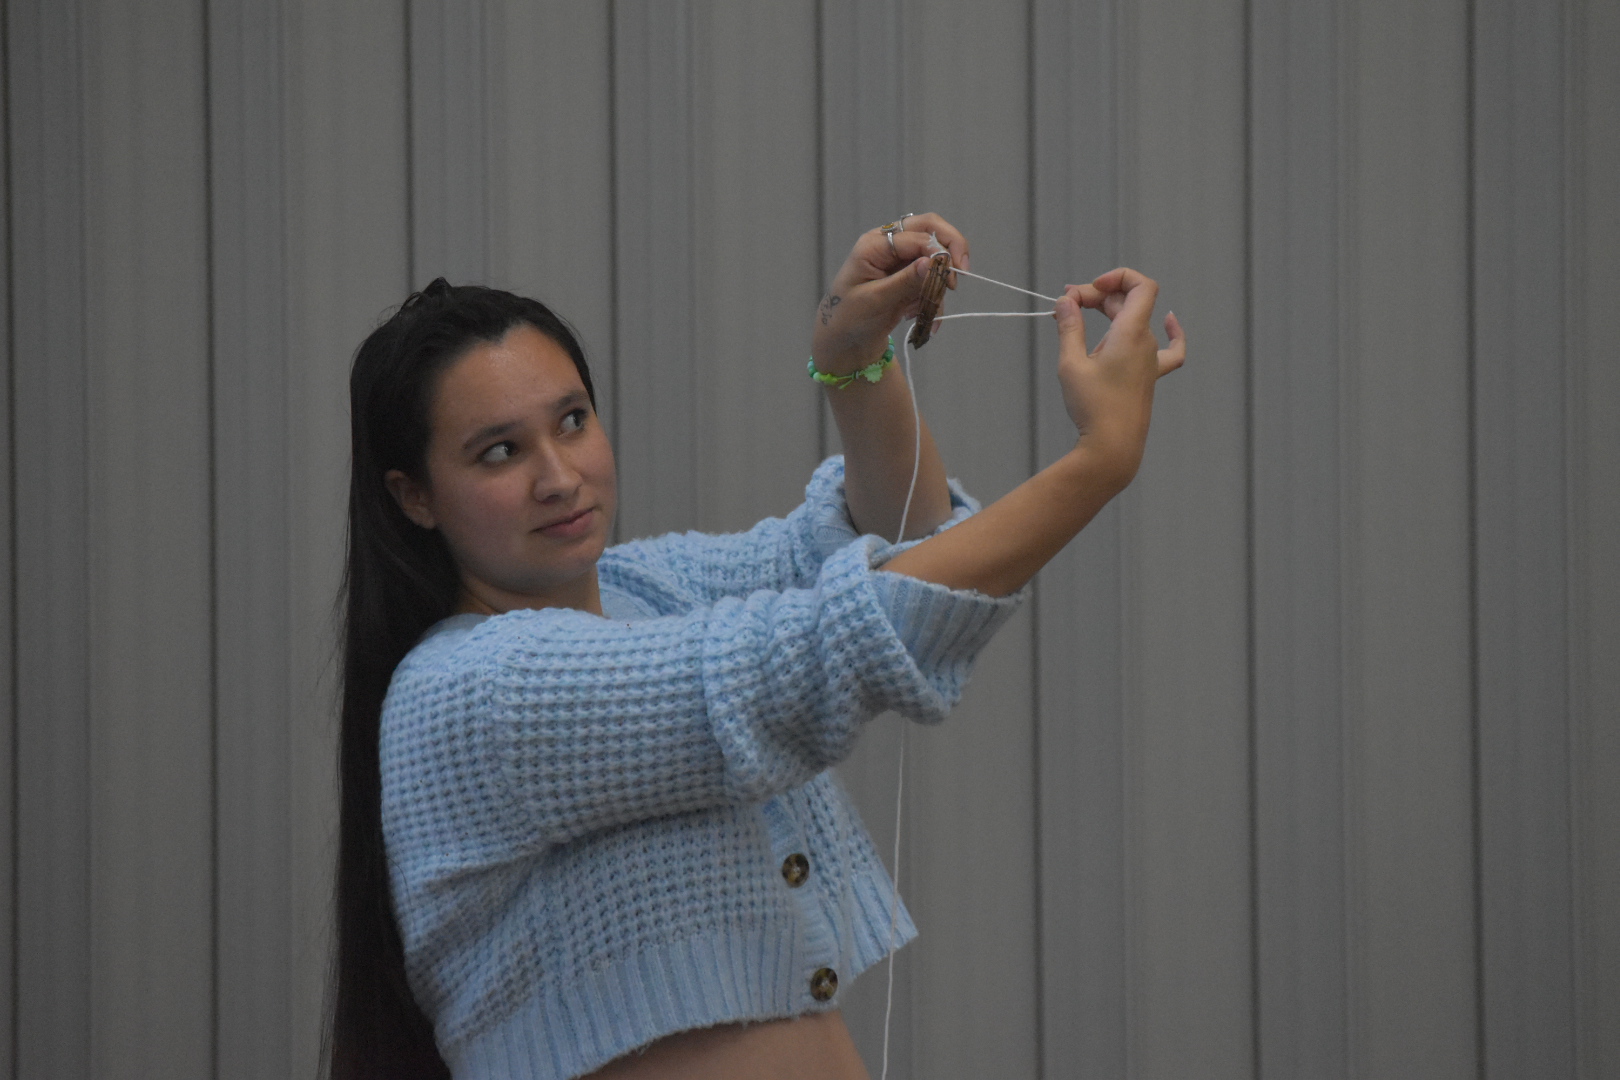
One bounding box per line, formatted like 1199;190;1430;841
582;1009;872;1080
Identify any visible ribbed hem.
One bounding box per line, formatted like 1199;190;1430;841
866;553;1025;671
444;863;915;1080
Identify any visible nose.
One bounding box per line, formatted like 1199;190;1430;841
530;439;583;504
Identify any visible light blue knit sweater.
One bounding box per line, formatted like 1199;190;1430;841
381;456;1022;1079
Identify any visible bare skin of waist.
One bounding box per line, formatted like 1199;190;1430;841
583;1010;871;1080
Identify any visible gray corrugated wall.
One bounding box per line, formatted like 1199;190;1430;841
4;1;1616;1077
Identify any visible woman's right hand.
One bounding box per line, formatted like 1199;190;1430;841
1053;268;1186;484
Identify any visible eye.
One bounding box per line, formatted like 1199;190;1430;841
479;440;516;464
560;408;589;434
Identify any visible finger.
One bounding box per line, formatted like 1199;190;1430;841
1090;266;1158;298
1068;283;1108;310
887;229;959;291
861;254;936;313
1091;266;1159;334
1157;311;1187;376
891;229;953;267
900;212;970;274
861;228;958;279
1054;288;1089;356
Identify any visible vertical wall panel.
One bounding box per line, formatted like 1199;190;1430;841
410;0;490;285
1125;0;1253;1075
689;1;821;533
83;2;214;1075
612;0;698;540
8;0;92;1072
283;1;412;1071
1249;1;1348;1075
1571;4;1620;1075
1342;2;1478;1076
816;0;904;307
0;0;13;1067
816;3;915;1070
209;0;293;1072
901;5;1039;1079
489;1;615;426
1030;3;1128;1074
1473;0;1576;1075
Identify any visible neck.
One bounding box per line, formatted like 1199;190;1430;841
456;567;604;617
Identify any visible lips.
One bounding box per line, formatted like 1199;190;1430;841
536;507;595;537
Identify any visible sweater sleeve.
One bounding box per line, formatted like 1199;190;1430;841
381;538;1021;870
598;454;978;605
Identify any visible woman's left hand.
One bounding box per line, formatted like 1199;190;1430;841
810;213;971;373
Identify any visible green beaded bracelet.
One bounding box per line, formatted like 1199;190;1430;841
807;338;895;389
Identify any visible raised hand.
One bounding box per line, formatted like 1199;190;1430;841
879;267;1186;597
810;212;970;375
1052;267;1186;482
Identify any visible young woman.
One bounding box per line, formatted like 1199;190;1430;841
329;214;1185;1080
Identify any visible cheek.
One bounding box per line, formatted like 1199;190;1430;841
585;433;618;501
433;475;527;549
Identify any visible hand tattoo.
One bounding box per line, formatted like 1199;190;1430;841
817;293;842;325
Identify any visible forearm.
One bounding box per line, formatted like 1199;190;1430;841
880;446;1133;597
824;361;953;541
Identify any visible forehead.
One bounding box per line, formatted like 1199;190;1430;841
431;324;584;433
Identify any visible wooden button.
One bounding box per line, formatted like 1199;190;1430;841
781;852;810;887
809;966;838;1002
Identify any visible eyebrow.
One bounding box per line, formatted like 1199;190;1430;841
458;390;591;451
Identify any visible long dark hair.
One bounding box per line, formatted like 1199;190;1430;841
328;280;596;1079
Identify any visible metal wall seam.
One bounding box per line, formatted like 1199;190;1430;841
1341;1;1478;1074
408;0;491;286
611;0;698;541
207;0;293;1073
279;0;413;1066
1569;3;1620;1075
816;3;912;1071
0;0;15;1066
488;0;615;453
84;0;215;1072
1249;0;1349;1073
815;0;904;467
896;6;1039;1077
1030;0;1127;1075
1126;0;1253;1072
1471;0;1576;1074
9;0;92;1072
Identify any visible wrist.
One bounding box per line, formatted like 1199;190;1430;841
809;338;894;389
809;326;895;376
1059;440;1141;495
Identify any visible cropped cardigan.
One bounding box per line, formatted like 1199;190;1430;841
380;456;1022;1079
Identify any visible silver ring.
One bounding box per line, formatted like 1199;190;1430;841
898;212;916;230
880;220;903;257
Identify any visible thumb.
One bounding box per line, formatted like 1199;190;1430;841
865;255;934;310
1054;289;1089;356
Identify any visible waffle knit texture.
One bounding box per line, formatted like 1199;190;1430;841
381;456;1023;1079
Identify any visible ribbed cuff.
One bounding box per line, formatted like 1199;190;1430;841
867;566;1023;671
804;455;984;565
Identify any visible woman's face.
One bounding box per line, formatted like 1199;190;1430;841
386;324;616;613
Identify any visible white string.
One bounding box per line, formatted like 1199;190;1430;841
935;310;1049;320
879;722;905;1080
877;265;1057;1080
943;264;1065;304
893;328;924;546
